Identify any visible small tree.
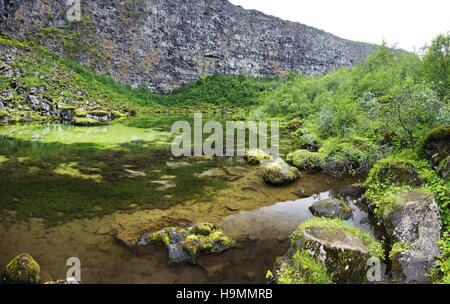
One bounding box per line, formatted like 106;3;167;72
380;81;444;148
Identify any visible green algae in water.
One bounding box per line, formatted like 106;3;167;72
0;116;231;226
0;122;175;149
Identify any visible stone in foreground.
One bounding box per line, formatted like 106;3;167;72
4;253;40;284
272;218;383;284
309;198;353;220
384;191;442;283
137;223;234;262
261;158;300;186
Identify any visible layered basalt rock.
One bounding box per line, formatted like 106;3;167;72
0;0;378;93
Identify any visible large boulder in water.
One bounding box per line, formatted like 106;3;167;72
422;126;450;171
3;253;40;284
384;191;442;283
261;158;300;186
137;223;234;262
271;218;383;284
309;198;353;220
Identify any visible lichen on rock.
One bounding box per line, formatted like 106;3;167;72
244;148;273;165
4;253;40;284
383;191;442;283
137;223;234;262
261;158;300;186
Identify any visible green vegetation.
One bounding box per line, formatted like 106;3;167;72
274;250;333;284
292;217;384;259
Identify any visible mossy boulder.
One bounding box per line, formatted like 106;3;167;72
4;253;40;284
423;126;450;170
383;191;442;283
261;158;300;186
364;158;424;188
286;149;324;172
272;218;383;284
309;198;353;220
244;148;272;165
286;119;303;133
73;117;106;126
137;223;234;262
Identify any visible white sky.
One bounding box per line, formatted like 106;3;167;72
228;0;450;52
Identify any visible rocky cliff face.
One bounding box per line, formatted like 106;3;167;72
0;0;378;93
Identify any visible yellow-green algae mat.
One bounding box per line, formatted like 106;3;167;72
137;223;235;262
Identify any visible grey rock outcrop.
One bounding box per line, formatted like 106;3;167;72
0;0;378;93
385;191;442;283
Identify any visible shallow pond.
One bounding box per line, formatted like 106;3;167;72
0;115;381;284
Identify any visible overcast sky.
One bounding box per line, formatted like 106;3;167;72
228;0;450;52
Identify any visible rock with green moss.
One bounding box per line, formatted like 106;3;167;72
272;218;383;284
4;253;40;284
73;117;106;126
286;149;324;172
383;191;442;283
261;158;300;186
423;126;450;170
309;198;353;220
364;158;424;188
0;109;10;124
285;119;303;133
137;223;234;262
244;148;273;165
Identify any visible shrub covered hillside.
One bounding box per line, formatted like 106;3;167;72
253;33;449;283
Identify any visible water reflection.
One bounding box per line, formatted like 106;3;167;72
221;191;378;242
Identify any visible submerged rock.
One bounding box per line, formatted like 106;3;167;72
166;161;192;169
244;148;272;165
137;223;234;262
309;198;353;220
272;218;383;284
4;253;40;284
384;191;442;283
120;169;146;179
261;158;300;186
151;180;176;190
198;167;244;182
